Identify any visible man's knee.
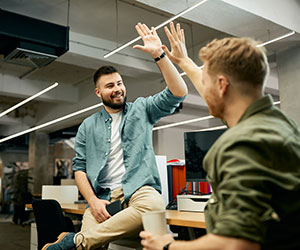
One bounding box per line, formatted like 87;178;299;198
130;186;165;212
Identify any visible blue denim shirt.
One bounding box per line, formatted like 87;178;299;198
73;87;185;202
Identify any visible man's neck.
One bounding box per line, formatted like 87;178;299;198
104;105;124;114
224;93;263;127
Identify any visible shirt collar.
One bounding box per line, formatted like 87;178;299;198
238;94;274;123
100;103;128;122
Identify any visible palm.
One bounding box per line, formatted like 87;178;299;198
134;23;162;57
141;34;162;54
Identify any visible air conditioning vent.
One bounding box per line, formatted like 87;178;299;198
4;47;57;68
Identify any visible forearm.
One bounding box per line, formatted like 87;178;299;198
74;171;97;205
156;55;188;97
169;234;260;250
177;57;204;97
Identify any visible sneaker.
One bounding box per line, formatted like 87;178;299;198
42;232;76;250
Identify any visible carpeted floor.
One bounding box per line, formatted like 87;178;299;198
0;214;31;250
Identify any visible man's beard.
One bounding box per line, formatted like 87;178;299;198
101;93;127;110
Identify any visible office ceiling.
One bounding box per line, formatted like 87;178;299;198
0;0;299;148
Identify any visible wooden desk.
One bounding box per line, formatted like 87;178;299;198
26;203;206;229
166;210;205;229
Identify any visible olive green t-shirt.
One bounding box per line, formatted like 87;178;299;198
204;95;300;249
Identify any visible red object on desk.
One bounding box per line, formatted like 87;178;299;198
167;159;192;200
167;159;211;200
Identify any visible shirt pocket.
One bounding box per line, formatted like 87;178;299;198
123;116;146;141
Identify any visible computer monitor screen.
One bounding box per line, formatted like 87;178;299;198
184;128;226;182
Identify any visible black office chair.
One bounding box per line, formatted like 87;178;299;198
32;199;75;250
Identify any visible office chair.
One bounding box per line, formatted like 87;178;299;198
32;199;75;250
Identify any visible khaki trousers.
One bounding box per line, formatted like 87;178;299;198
75;186;165;249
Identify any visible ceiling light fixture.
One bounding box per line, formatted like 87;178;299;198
153;100;280;131
153;115;213;131
0;103;103;144
195;125;227;132
103;0;209;58
0;82;58;118
257;31;295;47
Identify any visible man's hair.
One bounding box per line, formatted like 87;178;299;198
93;65;119;87
199;37;269;89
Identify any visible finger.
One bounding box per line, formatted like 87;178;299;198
181;29;185;44
151;27;157;36
141;239;150;249
140;231;153;239
95;214;103;223
103;208;111;219
176;23;181;38
170;22;179;42
176;23;184;42
133;44;146;51
142;23;151;35
164;26;176;45
139;231;148;238
139;23;150;36
161;45;172;58
135;23;145;38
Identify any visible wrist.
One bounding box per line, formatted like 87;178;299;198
154;52;166;62
152;49;164;59
177;57;193;70
87;195;98;205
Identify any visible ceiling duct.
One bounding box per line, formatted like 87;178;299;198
4;47;58;68
0;8;69;68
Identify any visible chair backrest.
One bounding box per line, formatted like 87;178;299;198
42;185;78;203
32;199;74;250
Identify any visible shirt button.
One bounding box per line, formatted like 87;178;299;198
271;211;279;220
107;139;110;142
105;152;108;156
108;126;111;129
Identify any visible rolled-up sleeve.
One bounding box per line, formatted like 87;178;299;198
211;140;279;243
72;122;87;172
146;87;186;124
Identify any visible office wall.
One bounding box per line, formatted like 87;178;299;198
153;127;187;161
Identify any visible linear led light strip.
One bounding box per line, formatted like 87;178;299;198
103;0;209;58
0;103;103;144
179;31;295;77
152;115;213;131
0;82;58;118
196;125;227;131
257;31;295;47
153;100;281;131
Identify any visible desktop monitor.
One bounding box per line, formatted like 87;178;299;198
184;128;226;182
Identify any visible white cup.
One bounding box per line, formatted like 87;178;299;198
142;210;167;235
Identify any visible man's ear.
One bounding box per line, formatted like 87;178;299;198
95;87;102;99
217;75;229;97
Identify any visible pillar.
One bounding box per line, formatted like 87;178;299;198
28;132;50;195
276;45;300;126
